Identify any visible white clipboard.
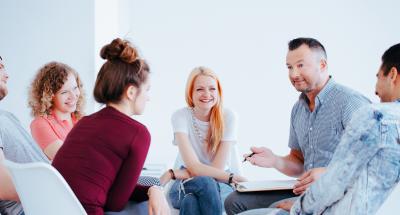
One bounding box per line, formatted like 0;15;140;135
235;179;297;192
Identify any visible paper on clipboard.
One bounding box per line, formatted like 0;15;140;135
235;179;297;192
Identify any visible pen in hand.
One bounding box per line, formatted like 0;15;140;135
243;152;256;162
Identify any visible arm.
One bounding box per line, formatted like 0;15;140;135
275;149;305;177
291;107;380;214
43;140;63;160
31;118;62;160
246;147;304;177
176;132;239;183
105;126;151;211
0;149;19;201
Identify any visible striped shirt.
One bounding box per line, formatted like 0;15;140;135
288;78;370;171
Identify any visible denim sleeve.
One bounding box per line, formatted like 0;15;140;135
291;106;381;214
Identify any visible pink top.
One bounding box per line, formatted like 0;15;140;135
30;112;78;150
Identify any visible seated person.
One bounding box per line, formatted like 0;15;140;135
160;67;246;215
0;56;49;215
29;62;84;160
239;43;400;215
52;38;170;215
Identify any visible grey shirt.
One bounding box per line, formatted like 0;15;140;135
0;110;49;215
288;78;370;171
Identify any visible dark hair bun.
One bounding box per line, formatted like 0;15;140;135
100;38;138;63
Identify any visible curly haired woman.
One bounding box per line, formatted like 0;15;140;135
28;62;84;160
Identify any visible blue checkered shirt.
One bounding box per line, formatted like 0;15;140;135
288;78;370;171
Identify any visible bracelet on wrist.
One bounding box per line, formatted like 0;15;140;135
228;173;234;184
169;169;176;180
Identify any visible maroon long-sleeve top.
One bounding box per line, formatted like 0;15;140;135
53;106;151;215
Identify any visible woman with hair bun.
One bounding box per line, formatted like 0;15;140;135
29;62;84;160
53;38;170;215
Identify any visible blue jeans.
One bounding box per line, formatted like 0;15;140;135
169;176;234;215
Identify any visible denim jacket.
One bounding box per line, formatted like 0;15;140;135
291;100;400;215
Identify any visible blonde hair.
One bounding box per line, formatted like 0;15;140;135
185;67;224;154
28;62;85;119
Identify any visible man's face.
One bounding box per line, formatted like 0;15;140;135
0;57;9;100
286;44;326;94
375;66;393;102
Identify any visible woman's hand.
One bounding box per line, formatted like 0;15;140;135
159;171;172;186
232;174;247;183
148;186;171;215
159;168;192;186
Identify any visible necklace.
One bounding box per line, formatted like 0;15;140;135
190;108;206;144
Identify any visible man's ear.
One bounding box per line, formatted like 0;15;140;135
126;85;138;101
320;58;328;72
388;67;398;83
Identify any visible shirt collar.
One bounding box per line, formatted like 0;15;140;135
299;76;335;106
50;110;77;124
396;99;400;103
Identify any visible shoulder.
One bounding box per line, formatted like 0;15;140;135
0;110;20;126
369;102;400;121
171;107;190;121
30;116;51;128
331;82;370;103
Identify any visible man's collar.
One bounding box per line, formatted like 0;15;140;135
299;76;334;105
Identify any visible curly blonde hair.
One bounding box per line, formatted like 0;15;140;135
28;62;85;119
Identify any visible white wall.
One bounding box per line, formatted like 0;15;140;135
1;0;400;181
119;0;400;180
0;0;96;129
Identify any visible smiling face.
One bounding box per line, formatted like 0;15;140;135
0;57;9;100
286;44;328;94
191;75;219;112
52;73;80;115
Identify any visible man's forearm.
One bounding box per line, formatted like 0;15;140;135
274;155;304;177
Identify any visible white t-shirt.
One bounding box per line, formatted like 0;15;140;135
171;107;237;169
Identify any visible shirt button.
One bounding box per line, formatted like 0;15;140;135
309;127;313;131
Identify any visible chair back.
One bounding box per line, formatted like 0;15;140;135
3;160;87;215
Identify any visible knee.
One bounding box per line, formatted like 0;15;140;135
224;191;243;215
192;176;218;189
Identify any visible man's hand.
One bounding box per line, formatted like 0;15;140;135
244;147;277;168
293;167;326;195
276;200;294;211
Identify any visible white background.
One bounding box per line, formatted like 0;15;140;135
1;0;399;182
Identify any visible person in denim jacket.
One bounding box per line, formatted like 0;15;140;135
239;43;400;215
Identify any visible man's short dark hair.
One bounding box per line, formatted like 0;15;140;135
288;37;327;59
381;43;400;76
